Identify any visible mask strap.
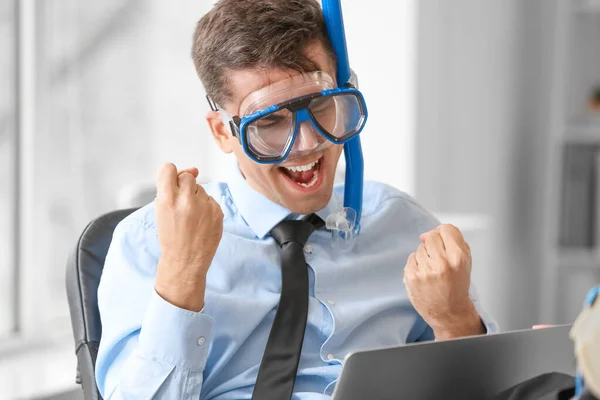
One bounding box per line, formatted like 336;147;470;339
206;95;219;112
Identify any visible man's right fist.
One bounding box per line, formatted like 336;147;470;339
154;163;224;311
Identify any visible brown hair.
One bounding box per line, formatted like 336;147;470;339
192;0;336;106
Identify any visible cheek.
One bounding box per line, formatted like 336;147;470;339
328;145;344;164
238;156;277;187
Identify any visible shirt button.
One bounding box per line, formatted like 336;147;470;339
327;353;335;361
326;300;335;306
197;337;206;346
303;244;313;254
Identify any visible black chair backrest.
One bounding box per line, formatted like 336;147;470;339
66;208;138;400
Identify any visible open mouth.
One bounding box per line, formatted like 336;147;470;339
279;157;323;190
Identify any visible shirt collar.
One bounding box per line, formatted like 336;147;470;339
227;163;341;239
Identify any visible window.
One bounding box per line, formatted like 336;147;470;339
9;0;215;339
0;0;17;339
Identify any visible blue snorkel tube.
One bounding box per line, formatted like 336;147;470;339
322;0;365;241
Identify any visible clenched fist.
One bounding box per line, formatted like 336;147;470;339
154;163;224;312
403;224;484;340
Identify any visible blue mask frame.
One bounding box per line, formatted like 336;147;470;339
220;86;368;164
322;0;365;233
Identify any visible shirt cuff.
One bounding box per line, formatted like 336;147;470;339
479;312;499;334
137;290;214;371
468;285;499;334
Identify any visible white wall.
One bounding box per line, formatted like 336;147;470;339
147;1;233;186
416;0;559;330
343;0;417;194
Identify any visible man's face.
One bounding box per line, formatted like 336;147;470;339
208;42;343;215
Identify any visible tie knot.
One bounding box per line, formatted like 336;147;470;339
270;214;325;247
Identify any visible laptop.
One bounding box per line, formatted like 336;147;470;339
331;324;575;400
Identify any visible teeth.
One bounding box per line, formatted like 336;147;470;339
284;159;319;173
299;170;319;188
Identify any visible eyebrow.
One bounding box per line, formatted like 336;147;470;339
311;97;329;107
261;113;287;122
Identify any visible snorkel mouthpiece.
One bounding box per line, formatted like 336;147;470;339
326;207;357;252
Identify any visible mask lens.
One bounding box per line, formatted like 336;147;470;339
245;108;295;159
284;121;329;161
309;93;365;141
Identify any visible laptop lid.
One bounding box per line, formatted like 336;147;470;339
332;325;575;400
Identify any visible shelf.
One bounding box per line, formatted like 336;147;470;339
574;1;600;14
559;248;600;269
565;120;600;143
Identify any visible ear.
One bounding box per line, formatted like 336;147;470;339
206;110;235;154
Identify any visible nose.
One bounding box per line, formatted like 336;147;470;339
293;121;326;152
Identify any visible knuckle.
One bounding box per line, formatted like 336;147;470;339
427;259;449;276
178;172;194;183
157;163;173;179
431;266;450;281
439;263;452;276
158;162;176;179
212;203;224;219
196;183;207;193
439;223;452;234
447;223;463;237
451;251;466;267
196;185;208;197
179;196;196;212
447;223;459;231
407;252;417;265
159;162;176;173
437;257;451;270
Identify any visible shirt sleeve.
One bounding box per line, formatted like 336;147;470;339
95;216;214;400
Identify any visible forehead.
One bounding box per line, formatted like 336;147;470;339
240;71;336;115
223;44;336;113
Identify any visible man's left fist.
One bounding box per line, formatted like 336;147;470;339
403;224;484;340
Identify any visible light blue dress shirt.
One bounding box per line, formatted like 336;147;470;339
96;166;497;399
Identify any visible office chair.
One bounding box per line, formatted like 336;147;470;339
66;208;138;400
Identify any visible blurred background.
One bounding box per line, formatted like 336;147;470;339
1;0;600;398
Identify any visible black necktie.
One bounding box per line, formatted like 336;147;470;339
251;213;325;400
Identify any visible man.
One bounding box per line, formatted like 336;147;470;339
95;0;497;399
